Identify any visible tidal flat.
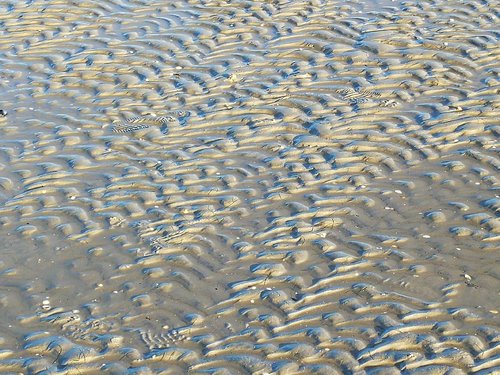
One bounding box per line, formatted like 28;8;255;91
0;0;498;373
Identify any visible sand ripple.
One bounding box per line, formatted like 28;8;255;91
0;0;498;373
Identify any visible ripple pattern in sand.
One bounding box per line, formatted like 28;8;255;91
0;0;499;374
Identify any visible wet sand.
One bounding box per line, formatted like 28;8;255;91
0;0;499;373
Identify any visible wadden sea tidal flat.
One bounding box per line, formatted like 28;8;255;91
0;0;499;373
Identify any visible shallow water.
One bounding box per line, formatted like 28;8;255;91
0;0;499;373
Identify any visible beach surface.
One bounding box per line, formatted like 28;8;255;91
0;0;499;373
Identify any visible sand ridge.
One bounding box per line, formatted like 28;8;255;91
0;0;499;374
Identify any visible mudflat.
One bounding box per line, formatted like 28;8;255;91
0;0;498;374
